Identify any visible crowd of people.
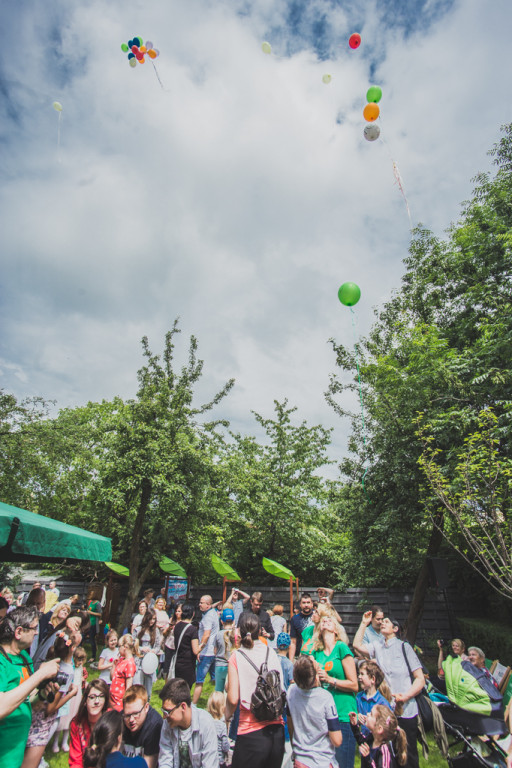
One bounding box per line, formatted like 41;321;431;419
0;582;505;768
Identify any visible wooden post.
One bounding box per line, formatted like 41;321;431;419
103;573;113;629
296;577;299;601
289;577;293;619
223;577;227;605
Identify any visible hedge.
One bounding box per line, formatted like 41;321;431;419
457;617;512;664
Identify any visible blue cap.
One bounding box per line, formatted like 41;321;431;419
277;632;291;649
221;608;235;623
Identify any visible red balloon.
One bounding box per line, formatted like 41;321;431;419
349;33;361;49
136;53;144;61
131;45;139;54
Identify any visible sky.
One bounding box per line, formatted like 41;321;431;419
1;0;511;472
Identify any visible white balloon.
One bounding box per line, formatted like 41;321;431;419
141;652;159;674
322;74;332;84
145;40;154;50
261;41;272;54
364;124;380;142
52;101;63;112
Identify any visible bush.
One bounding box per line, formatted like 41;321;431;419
457;618;512;664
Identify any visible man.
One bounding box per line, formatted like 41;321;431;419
288;592;314;660
353;611;425;768
238;591;275;641
48;580;60;599
159;677;219;768
122;684;163;768
227;587;250;623
362;605;385;646
192;595;219;705
144;589;156;610
0;606;61;768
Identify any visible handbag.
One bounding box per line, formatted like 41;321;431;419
168;623;193;680
401;641;433;731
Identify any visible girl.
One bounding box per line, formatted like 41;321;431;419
110;634;137;711
208;691;230;768
87;591;102;663
269;605;287;648
349;705;408;768
83;710;147;768
98;629;119;685
214;607;236;692
133;608;162;698
52;643;88;752
130;600;147;636
162;602;182;678
356;661;393;736
22;631;79;768
69;679;110;768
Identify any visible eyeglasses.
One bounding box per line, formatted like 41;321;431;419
122;707;145;720
88;694;106;702
162;703;180;718
22;624;39;632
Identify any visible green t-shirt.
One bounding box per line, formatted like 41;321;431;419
0;649;34;768
88;600;101;627
312;641;356;722
300;624;315;655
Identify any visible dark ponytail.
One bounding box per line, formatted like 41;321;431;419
83;710;122;768
238;613;259;649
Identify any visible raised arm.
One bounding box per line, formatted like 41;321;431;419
352;611;373;657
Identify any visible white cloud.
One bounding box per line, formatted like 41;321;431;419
1;0;511;472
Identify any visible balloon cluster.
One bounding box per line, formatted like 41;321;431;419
121;36;160;68
363;84;382;142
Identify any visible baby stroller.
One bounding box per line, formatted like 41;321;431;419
436;656;508;768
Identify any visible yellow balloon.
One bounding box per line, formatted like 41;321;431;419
363;103;380;122
52;101;63;112
261;41;272;54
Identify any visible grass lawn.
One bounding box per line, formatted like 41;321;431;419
45;654;449;768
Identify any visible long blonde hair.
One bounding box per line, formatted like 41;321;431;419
50;601;71;628
312;604;349;651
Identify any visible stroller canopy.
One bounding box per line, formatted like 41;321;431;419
444;656;503;716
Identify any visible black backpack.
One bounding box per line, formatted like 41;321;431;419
238;645;286;721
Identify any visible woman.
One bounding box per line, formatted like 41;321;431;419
437;638;467;675
162;602;183;677
312;614;358;768
301;602;348;656
33;610;89;669
153;596;169;633
133;609;162;698
83;710;146;768
69;679;110;767
87;591;103;663
39;601;71;645
353;612;425;768
168;602;199;687
226;612;285;768
130;600;147;636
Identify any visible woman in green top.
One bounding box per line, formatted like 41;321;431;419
312;615;358;768
87;594;102;663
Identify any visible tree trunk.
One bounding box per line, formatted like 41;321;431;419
116;479;152;632
404;512;444;644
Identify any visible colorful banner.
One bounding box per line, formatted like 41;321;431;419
166;577;188;604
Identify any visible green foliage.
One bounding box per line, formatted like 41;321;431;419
457;617;512;665
327;124;512;589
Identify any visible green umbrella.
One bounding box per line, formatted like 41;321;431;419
105;561;130;577
211;554;240;581
159;556;187;579
262;557;295;580
0;500;112;563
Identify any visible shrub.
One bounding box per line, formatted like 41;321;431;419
457;618;512;664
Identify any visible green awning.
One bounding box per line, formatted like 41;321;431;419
159;556;187;579
211;554;240;581
262;557;295;580
105;561;130;577
0;500;112;563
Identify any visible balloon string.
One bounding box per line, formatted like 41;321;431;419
350;307;370;499
151;61;164;90
57;111;61;162
379;135;412;230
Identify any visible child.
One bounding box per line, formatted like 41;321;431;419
349;705;408;768
276;633;294;690
270;606;287;648
110;634;137;711
97;629;119;685
52;643;88;752
356;660;393;735
214;608;236;692
23;631;79;767
207;691;230;768
286;655;342;768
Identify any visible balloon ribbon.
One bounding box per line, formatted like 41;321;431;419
350;307;369;499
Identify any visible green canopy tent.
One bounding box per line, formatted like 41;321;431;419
0;500;112;563
262;557;299;618
211;555;241;603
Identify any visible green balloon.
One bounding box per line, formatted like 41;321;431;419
338;282;361;306
121;43;129;52
366;86;382;103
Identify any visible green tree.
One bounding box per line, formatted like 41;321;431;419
327;124;512;638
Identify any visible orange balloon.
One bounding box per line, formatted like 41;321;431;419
148;49;157;59
363;103;380;122
140;45;147;53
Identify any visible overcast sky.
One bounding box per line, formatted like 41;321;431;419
1;0;511;472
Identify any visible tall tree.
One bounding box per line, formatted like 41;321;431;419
327;124;512;638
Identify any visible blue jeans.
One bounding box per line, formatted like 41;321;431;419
196;654;216;684
336;721;356;768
